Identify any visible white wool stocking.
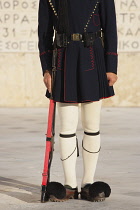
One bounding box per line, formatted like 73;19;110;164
57;102;79;188
59;135;78;188
81;100;102;187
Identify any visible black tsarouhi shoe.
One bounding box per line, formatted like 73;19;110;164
80;181;111;202
46;182;79;202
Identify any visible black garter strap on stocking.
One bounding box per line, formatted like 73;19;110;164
76;136;79;157
59;133;79;161
84;131;100;136
60;133;76;138
82;131;101;153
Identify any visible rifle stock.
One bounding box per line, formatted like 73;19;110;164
50;39;57;100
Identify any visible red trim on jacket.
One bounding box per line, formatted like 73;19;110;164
92;14;100;26
106;52;118;56
40;51;46;56
89;46;94;69
54;95;114;104
85;46;94;71
57;48;62;70
40;50;53;56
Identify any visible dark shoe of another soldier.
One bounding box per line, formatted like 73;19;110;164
80;181;111;202
64;185;79;199
46;182;68;202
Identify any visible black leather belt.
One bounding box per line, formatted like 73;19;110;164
71;31;102;41
55;30;103;47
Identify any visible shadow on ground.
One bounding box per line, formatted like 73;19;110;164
0;177;41;203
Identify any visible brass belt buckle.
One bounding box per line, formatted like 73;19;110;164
71;33;81;41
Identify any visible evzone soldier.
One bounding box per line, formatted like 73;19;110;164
38;0;118;202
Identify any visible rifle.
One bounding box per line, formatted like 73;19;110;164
41;37;59;202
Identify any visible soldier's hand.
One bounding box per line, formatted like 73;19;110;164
43;70;52;93
106;72;118;86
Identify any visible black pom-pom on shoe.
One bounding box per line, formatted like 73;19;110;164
89;181;111;201
89;181;111;198
80;181;111;202
46;182;66;201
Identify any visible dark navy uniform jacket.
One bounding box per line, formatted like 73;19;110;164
38;0;118;103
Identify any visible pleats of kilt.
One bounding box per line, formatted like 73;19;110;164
93;38;115;99
45;38;115;102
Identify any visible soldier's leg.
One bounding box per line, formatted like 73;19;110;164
81;100;102;187
57;102;79;188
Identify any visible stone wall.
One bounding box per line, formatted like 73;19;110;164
0;0;139;107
